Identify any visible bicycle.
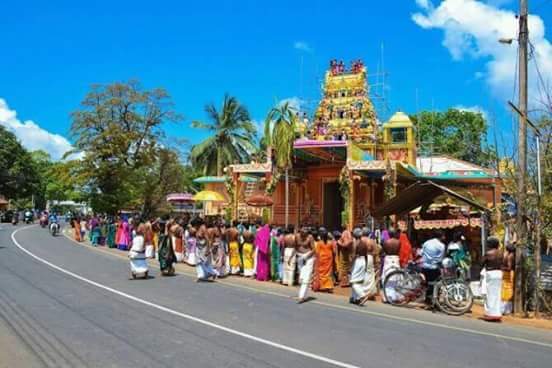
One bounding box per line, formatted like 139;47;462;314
383;259;473;316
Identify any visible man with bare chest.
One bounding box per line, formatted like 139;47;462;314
337;227;354;287
381;230;401;301
293;227;315;303
282;225;297;286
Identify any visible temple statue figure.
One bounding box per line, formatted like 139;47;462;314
312;60;377;145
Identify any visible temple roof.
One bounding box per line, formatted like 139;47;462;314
384;111;413;128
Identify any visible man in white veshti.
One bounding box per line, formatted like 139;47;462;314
292;227;316;304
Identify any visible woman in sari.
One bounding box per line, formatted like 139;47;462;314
312;227;335;293
270;228;282;282
158;220;176;276
185;226;198;266
106;218;116;248
99;218;107;246
117;219;131;251
255;223;271;281
90;216;101;246
195;225;218;281
73;217;82;242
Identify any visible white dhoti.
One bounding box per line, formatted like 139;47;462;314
145;244;154;259
351;256;377;301
381;255;400;302
298;256;314;300
186;251;198;266
282;248;296;286
196;261;218;280
129;251;148;277
483;269;503;319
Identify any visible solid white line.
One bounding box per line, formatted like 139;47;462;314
11;226;359;368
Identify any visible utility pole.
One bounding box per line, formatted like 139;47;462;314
514;0;528;315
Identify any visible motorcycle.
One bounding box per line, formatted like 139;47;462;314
382;258;473;316
24;212;33;224
40;215;49;228
11;215;18;226
50;222;59;236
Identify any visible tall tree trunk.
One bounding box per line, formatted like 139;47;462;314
216;145;222;177
285;167;289;227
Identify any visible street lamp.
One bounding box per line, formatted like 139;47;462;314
499;37;514;44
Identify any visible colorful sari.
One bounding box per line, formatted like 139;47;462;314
270;234;281;282
106;223;116;248
73;220;82;242
255;225;271;281
313;240;334;292
116;221;130;250
158;234;175;275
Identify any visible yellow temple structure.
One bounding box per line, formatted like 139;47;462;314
197;60;500;238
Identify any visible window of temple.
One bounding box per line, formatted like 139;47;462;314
390;127;407;143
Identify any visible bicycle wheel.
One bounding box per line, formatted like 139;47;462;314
383;269;412;306
442;282;473;315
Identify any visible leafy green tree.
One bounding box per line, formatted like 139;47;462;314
134;148;199;218
0;125;39;200
190;94;256;176
411;109;493;166
263;101;297;226
69;80;182;214
29;150;54;209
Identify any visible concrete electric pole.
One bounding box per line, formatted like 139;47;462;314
514;0;528;315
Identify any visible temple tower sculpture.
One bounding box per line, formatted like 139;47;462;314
311;60;378;148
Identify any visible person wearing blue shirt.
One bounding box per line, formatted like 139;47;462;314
421;230;446;304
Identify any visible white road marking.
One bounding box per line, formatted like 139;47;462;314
11;226;359;368
57;227;552;350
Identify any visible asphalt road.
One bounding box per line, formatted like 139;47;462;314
0;223;551;368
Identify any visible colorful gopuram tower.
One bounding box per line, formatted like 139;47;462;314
311;60;378;147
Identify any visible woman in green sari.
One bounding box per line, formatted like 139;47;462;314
106;218;117;248
270;228;282;282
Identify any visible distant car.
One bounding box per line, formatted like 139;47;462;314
0;210;14;223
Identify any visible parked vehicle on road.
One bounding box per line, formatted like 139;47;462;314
382;258;473;316
0;210;14;223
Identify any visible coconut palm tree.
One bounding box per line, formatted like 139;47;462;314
264;101;297;226
190;94;257;176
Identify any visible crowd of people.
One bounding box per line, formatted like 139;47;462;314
67;214;514;320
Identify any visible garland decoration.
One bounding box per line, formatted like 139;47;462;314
339;166;351;226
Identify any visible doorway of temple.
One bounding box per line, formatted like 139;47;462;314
323;181;343;232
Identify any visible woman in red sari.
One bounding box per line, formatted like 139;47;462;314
313;227;335;293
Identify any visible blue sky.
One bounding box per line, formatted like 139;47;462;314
1;0;551;160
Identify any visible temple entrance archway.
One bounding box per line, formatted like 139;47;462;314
323;181;343;231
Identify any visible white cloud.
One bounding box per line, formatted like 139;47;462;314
278;96;304;111
0;98;76;160
293;41;313;53
412;0;552;105
454;104;489;120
